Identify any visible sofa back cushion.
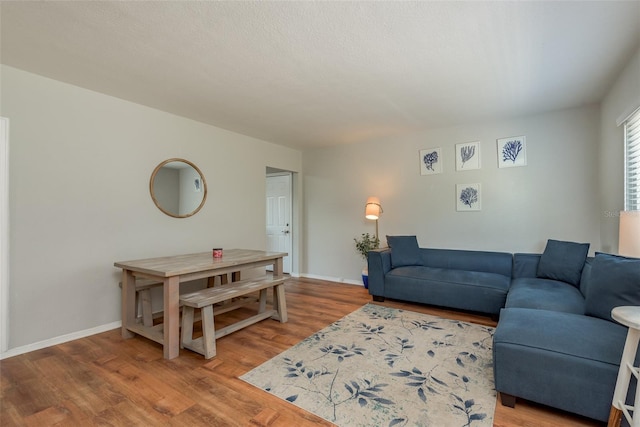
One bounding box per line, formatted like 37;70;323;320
536;239;590;287
386;235;423;267
579;258;593;297
513;253;542;278
422;248;513;277
514;253;594;297
585;253;640;322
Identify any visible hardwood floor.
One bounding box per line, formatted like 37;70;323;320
1;277;604;426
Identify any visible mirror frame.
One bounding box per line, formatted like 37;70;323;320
149;158;208;218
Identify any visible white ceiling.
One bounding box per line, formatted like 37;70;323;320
1;1;639;150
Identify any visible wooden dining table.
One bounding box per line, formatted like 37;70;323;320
114;249;287;359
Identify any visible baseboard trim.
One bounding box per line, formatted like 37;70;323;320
0;274;364;360
0;320;121;360
298;273;363;286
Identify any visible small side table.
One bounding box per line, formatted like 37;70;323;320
608;306;640;427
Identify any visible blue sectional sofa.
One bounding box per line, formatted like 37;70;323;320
367;236;640;423
367;243;512;315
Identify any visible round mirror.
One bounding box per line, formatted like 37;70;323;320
149;158;207;218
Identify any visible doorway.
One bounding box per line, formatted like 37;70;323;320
266;171;292;274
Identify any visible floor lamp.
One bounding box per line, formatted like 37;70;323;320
365;196;383;240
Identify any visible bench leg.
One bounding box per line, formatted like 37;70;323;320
273;283;288;323
258;289;268;313
181;306;195;350
201;306;216;359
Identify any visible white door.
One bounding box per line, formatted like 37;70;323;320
266;174;292;274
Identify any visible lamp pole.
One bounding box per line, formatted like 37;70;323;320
375;219;379;241
365;196;382;242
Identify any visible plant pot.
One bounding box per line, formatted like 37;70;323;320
361;267;369;289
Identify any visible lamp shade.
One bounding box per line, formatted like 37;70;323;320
365;197;382;220
619;211;640;258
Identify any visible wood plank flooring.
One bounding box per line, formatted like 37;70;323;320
1;277;604;426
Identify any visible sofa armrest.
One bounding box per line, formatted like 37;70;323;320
368;248;391;296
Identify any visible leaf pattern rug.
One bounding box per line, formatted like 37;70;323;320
240;304;496;427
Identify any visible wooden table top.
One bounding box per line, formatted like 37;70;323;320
114;249;287;277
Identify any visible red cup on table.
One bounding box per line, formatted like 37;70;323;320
212;248;223;258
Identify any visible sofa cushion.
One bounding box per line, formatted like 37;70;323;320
506;278;586;314
385;266;510;314
536;239;590;287
386;235;423;267
495;307;626;370
585;253;640;322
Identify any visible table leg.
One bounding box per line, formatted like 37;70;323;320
274;283;288;323
163;276;180;360
121;270;136;339
273;257;283;279
609;328;640;427
608;406;623;427
272;256;287;322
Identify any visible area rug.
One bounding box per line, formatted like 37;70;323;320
240;304;496;427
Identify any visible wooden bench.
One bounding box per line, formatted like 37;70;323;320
179;275;287;359
120;272;241;327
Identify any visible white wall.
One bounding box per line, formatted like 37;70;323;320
600;47;640;253
0;65;302;351
303;105;602;282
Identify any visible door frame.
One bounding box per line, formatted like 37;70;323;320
266;170;295;275
1;117;9;354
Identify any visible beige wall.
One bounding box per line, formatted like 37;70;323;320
1;65;302;351
303;105;602;283
599;47;640;253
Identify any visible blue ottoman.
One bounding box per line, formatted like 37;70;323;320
493;307;629;422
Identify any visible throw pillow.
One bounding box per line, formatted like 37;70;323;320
536;239;590;287
585;253;640;322
386;235;423;268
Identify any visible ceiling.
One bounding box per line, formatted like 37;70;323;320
1;1;639;150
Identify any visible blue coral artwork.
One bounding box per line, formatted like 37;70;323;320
456;183;481;211
419;147;443;175
497;136;527;168
456;141;481;171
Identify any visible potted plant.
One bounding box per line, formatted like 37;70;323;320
354;233;380;288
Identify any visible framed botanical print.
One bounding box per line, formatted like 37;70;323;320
419;147;443;175
497;136;526;168
456;141;480;171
